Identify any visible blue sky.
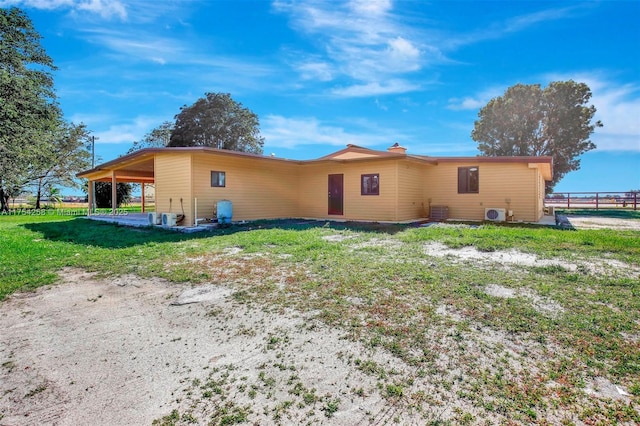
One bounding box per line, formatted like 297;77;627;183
5;0;639;193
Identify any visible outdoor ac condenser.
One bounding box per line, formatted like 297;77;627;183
162;213;177;227
147;212;161;225
484;208;506;222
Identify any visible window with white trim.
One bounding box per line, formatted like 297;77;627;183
211;171;226;187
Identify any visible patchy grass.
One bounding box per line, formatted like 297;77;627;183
2;215;639;423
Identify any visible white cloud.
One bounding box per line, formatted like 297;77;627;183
386;37;420;72
544;73;640;152
331;79;419;97
274;0;429;96
261;115;400;148
374;98;388;111
77;116;164;145
2;0;127;20
76;0;126;20
349;0;391;16
444;4;592;50
503;5;588;34
295;60;334;81
274;0;591;98
80;28;183;64
447;97;486;111
447;87;504;110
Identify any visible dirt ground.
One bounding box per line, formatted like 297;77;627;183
564;215;640;230
1;217;638;425
0;269;414;425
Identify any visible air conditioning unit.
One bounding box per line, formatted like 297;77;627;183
162;212;177;227
485;208;506;222
147;212;161;225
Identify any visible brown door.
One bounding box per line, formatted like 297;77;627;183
328;174;343;215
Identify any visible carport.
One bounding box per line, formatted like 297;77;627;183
77;150;155;216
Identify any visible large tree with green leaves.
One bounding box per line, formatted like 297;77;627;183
127;120;173;154
30;122;92;208
471;81;602;193
0;7;61;211
168;92;264;154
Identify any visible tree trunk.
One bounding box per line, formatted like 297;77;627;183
0;187;8;212
35;179;42;209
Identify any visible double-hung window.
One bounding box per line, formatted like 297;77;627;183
458;167;479;193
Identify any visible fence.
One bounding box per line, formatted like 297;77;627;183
545;192;638;210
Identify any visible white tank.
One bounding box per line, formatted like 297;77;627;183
217;200;233;224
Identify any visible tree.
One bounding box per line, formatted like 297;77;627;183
30;122;92;208
45;186;62;207
168;92;264;154
471;81;602;193
127;121;173;154
0;7;61;211
92;182;132;208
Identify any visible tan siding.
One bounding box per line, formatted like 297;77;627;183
155;153;193;225
332;152;383;160
151;150;545;225
534;169;545;220
424;162;540;222
191;153;300;221
299;161;398;221
396;160;427;220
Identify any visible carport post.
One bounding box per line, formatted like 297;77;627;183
87;180;93;216
111;171;117;216
141;183;146;213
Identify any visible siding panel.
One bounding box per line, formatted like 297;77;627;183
152;151;545;225
397;161;427;220
191;153;300;221
424;162;539;222
155;153;193;225
298;161;399;221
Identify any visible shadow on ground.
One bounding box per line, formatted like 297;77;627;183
22;218;411;249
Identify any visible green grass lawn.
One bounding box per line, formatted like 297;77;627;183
1;214;639;423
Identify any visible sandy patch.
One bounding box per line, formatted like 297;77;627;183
585;377;634;400
566;216;640;231
349;238;403;251
484;284;564;317
0;266;636;425
0;269;420;425
423;242;640;279
322;233;355;243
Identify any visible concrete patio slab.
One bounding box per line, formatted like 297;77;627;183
83;214;217;232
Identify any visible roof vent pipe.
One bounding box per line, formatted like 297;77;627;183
387;142;407;154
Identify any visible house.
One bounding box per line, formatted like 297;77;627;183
77;144;552;225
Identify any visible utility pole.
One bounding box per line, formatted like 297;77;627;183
91;136;95;213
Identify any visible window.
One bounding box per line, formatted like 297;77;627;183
458;167;479;193
211;171;226;187
361;174;379;195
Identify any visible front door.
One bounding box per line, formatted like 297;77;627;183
328;174;343;215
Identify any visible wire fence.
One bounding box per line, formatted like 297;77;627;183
545;192;638;210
